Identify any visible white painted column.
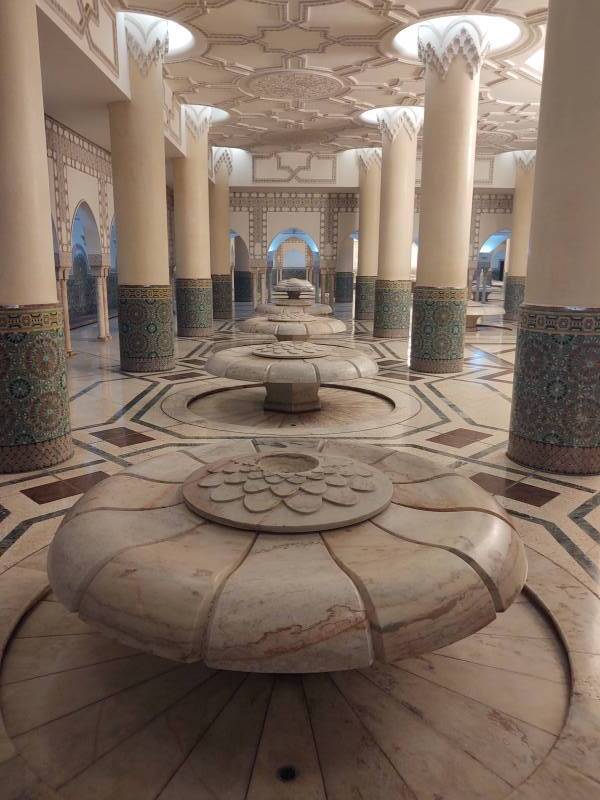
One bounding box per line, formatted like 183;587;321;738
210;148;233;319
374;107;422;337
410;18;489;372
355;148;381;320
504;151;535;318
173;107;213;336
508;0;600;474
0;0;72;470
108;14;174;372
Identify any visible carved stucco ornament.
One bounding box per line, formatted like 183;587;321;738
377;107;424;143
514;149;536;170
356;147;382;172
418;18;490;79
124;14;169;77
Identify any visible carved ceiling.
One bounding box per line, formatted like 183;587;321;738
112;1;547;155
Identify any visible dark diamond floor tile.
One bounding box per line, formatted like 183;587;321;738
429;428;492;448
470;472;521;495
504;482;560;508
65;471;111;493
22;481;82;505
92;427;154;447
158;371;203;381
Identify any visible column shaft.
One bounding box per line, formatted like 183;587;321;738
210;151;233;319
355;150;381;319
508;0;600;474
410;21;486;373
109;16;174;372
174;112;213;336
374;109;421;338
504;153;535;319
0;0;72;472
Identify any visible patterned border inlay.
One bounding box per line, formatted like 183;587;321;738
410;286;468;374
508;303;600;474
118;285;174;373
0;304;72;472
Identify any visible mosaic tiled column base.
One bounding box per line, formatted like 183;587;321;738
508;304;600;474
335;271;353;304
175;279;213;337
212;274;233;319
504;276;527;319
118;285;174;373
410;286;468;374
0;304;73;473
373;279;412;338
355;276;376;320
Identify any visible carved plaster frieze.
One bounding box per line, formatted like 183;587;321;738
514;149;536;170
377;107;424;143
418;18;490;79
356;148;382;172
125;14;169;77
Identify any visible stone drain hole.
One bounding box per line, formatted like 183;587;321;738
277;765;297;783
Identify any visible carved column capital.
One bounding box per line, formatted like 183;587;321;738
356;147;382;173
124;14;169;77
418;18;490;79
514;149;536;171
185;106;212;141
377;106;424;143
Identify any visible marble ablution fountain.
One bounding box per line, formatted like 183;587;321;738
254;277;333;318
239;277;345;340
4;436;588;799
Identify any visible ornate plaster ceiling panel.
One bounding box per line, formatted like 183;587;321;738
113;1;548;155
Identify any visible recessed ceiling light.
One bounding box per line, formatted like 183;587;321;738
123;13;194;57
359;106;424;126
393;14;522;61
187;104;230;124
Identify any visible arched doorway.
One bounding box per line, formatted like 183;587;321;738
267;228;320;297
68;202;101;327
476;228;511;301
231;230;251;303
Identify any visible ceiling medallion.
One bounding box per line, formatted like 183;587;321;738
240;69;348;102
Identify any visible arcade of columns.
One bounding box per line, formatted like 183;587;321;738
0;0;599;477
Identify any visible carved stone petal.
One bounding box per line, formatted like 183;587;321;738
325;475;347;487
264;475;284;485
324;487;358;506
271;482;298;498
287;475;307;485
244;479;269;494
210;483;245;503
244;491;281;513
349;477;376;492
222;464;239;475
224;472;246;485
197;474;223;488
284;493;323;514
301;480;327;495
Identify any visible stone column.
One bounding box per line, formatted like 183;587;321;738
55;256;73;356
410;19;489;372
0;0;73;471
355;149;381;319
373;107;422;337
101;263;112;339
210;148;233;319
108;15;174;372
508;0;600;474
504;151;535;319
173;107;213;336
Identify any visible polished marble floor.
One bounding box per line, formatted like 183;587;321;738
1;309;599;798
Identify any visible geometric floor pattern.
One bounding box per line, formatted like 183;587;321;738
1;312;599;597
1;310;600;799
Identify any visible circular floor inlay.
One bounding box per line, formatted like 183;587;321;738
184;384;397;432
252;342;333;359
0;590;570;799
182;450;393;532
